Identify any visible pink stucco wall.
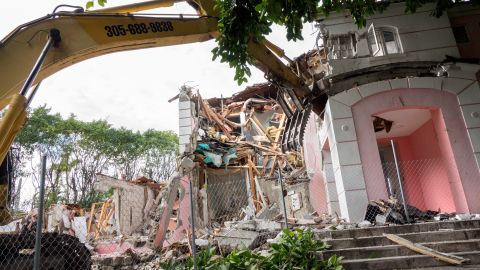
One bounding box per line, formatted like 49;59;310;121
95;242;151;255
431;109;470;212
154;176;191;248
382;119;456;212
377;137;427;210
304;114;328;214
352;88;479;213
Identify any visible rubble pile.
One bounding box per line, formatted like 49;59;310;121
49;174;168;270
188;83;314;224
193;85;291;167
88;84;322;269
364;197;480;226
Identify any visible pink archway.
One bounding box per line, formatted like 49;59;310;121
352;88;480;213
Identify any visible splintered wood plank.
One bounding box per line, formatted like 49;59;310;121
274;113;286;144
87;203;96;233
247;158;262;176
239;141;283;155
251;115;274;142
384;233;469;265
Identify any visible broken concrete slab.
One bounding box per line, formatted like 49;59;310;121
225;219;282;232
195;238;210;247
256;203;279;220
255;220;282;231
234;220;257;231
358;220;373;228
216;229;260;251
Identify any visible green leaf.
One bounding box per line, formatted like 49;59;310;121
86;1;94;9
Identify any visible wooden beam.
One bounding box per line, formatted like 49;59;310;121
251;115;274;142
202;100;233;139
239;141;283;155
95;201;108;239
274;113;286;144
87;203;96;233
384;233;469;265
254;176;267;209
247;158;262;176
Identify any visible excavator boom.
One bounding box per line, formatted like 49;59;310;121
0;0;311;226
0;13;218;109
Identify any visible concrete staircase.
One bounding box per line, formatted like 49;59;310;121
316;220;480;270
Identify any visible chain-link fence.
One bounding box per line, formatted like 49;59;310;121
0;158;302;269
0;165;165;270
2;150;480;269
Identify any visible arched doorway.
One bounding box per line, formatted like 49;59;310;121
352;88;477;213
374;108;456;213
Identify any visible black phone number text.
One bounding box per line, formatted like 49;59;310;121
104;22;174;37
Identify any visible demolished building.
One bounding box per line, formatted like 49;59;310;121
177;83;325;226
46;3;480;268
69;81;331;269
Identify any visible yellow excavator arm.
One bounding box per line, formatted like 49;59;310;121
0;0;310;224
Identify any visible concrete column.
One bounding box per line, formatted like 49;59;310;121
322;150;341;215
458;81;480;169
325;100;368;222
178;89;195;155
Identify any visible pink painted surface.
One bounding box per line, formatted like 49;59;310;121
303;114;328;214
153;175;192;248
377;137;427;210
431;109;469;212
163;176;191;248
95;242;151;254
410;118;456;212
396;119;456;212
352;88;478;212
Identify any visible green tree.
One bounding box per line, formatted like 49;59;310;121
13;106;179;209
15;106;69;209
141;129;178;181
68;118;112;206
104;127;145;180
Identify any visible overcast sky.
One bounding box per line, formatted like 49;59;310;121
1;0;318;134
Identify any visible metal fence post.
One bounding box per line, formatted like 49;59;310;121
188;176;198;270
277;167;288;228
33;155;47;270
390;140;411;223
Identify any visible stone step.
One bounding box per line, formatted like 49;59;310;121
341;251;480;270
316;220;480;240
324;228;480;249
320;239;480;260
405;264;480;269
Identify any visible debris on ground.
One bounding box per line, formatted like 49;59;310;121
362;197;480;227
25;84;480;270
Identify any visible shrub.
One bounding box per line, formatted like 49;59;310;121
160;228;343;270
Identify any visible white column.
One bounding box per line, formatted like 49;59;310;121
322;150;341;215
178;91;195;155
326;100;368;222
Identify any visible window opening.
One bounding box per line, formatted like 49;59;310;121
452;26;469;44
368;24;402;56
326;33;357;59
